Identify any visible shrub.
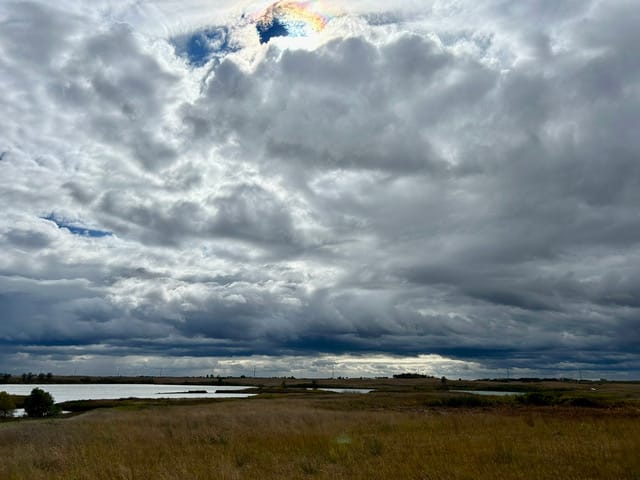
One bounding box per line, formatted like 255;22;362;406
24;388;57;417
563;396;602;408
0;391;16;418
516;392;558;406
441;395;488;407
425;394;493;408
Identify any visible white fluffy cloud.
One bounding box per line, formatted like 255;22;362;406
1;0;639;379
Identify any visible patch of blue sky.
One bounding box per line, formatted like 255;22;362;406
172;26;239;67
43;214;112;238
256;18;313;44
257;18;290;44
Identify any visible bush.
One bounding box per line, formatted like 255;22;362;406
24;388;57;417
516;392;558;406
425;394;493;408
0;391;16;418
441;395;488;407
563;396;602;408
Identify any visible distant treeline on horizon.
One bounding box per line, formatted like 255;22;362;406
2;372;634;384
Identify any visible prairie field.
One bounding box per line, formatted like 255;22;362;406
1;381;639;479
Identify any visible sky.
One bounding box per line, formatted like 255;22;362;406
1;0;639;380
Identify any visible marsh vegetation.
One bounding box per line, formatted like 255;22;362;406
1;378;639;479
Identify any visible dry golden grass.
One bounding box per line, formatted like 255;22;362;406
1;396;639;480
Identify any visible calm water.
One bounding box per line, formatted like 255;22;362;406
0;384;255;404
451;390;524;396
310;388;374;394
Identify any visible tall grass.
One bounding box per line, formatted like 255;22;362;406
1;397;639;479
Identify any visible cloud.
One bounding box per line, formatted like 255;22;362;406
0;0;639;379
183;33;467;175
172;26;240;67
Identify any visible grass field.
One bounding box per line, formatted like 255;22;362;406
1;379;639;479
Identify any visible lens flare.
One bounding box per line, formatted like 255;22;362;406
254;1;336;43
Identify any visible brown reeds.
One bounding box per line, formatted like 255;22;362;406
1;395;639;479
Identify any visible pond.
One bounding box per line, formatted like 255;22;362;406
450;390;524;396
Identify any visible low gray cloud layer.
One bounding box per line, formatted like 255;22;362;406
0;0;638;378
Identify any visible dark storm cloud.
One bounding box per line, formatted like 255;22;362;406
0;276;117;343
1;0;639;378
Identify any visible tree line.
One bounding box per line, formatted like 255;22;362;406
1;372;54;382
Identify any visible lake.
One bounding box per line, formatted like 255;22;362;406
450;390;524;396
0;384;255;404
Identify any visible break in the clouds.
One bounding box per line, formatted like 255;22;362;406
1;0;639;379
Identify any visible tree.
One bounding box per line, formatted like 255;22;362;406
0;391;16;418
24;388;57;417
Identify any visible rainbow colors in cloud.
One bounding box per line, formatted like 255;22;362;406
254;1;337;43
